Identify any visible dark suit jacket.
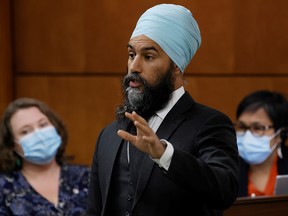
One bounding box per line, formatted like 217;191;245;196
87;92;239;216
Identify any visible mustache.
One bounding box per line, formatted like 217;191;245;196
123;72;147;88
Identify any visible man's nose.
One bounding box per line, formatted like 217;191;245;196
128;56;141;74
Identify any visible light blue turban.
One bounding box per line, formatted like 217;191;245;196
130;4;201;73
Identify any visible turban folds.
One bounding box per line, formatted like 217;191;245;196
130;4;201;73
131;4;201;73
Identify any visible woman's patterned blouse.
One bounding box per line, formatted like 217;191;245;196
0;164;90;216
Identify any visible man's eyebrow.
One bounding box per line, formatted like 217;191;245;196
127;44;159;52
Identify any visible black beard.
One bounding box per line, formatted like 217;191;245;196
115;64;175;129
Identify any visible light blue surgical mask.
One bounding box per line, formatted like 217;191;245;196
18;126;61;165
236;130;280;165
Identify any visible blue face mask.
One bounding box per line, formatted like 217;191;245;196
18;126;61;165
236;130;279;165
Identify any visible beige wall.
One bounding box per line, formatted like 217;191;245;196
1;0;288;165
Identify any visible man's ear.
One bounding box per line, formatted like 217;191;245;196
173;63;182;74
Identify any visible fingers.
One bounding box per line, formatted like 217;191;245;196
118;111;152;147
125;111;150;134
118;111;165;158
124;111;135;122
117;129;134;143
117;112;147;142
125;111;147;125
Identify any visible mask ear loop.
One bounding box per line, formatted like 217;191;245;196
272;128;282;139
277;146;283;159
274;127;286;159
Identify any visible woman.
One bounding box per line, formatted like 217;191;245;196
0;97;90;215
235;90;288;197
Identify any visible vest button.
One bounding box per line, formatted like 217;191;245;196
125;211;131;216
127;194;134;201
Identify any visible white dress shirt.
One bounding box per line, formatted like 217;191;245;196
148;86;185;170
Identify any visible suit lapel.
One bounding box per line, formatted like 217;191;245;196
157;91;194;143
102;122;130;210
133;92;194;206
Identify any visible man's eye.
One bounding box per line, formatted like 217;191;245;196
145;55;153;60
128;52;135;59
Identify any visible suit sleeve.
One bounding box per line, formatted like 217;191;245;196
86;130;104;216
166;113;239;209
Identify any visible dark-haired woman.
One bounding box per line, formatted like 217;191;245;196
235;90;288;197
0;98;90;215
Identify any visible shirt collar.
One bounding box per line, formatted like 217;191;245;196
156;86;185;120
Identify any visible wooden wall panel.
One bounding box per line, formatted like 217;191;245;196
12;0;288;74
11;0;236;74
13;0;92;73
16;76;288;165
0;0;13;114
185;76;288;122
234;0;288;73
188;0;235;73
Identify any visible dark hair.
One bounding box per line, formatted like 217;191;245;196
0;97;68;172
236;90;288;147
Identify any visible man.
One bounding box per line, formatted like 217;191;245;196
87;4;239;216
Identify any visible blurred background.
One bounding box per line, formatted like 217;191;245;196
1;0;288;166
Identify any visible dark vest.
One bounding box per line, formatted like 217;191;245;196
106;137;145;216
